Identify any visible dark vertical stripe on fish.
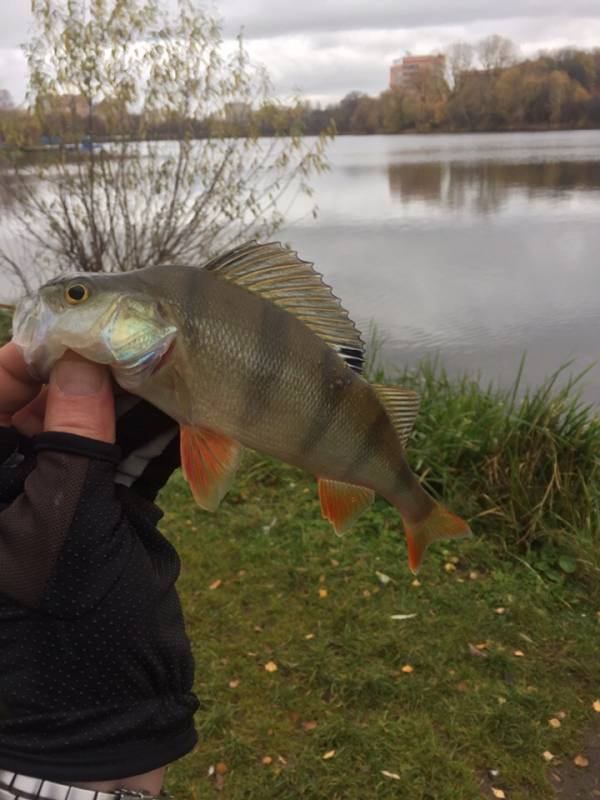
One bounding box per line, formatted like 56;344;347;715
298;347;349;456
343;408;391;480
240;301;288;427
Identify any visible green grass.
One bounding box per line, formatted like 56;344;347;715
157;361;600;799
0;312;12;345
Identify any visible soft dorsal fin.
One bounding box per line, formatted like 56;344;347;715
204;242;365;374
372;385;420;449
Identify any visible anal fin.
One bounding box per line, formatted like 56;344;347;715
180;425;242;511
318;478;374;534
372;384;420;448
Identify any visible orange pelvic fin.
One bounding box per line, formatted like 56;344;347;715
403;502;471;574
318;478;374;534
180;424;242;511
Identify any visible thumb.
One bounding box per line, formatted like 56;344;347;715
44;352;115;443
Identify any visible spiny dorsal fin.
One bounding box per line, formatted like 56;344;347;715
204;242;365;374
318;478;374;534
372;385;420;449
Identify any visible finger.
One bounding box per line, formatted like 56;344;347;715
12;386;48;437
44;352;115;443
0;342;42;426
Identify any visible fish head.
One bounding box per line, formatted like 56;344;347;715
12;273;177;391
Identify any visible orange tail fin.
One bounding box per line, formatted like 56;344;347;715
402;502;471;574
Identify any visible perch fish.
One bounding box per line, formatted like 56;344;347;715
12;242;471;572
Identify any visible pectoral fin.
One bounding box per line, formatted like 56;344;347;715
180;425;242;511
318;478;374;534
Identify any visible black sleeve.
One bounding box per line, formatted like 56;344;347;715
114;396;180;501
0;432;125;613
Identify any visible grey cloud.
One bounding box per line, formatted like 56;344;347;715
0;6;33;48
217;0;600;38
1;1;600;104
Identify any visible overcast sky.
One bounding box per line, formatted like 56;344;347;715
1;1;600;106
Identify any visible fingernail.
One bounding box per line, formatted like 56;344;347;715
53;358;105;396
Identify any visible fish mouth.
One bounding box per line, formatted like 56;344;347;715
12;294;67;380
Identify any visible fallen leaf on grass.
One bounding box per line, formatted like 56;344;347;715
228;679;240;689
318;588;328;599
390;613;417;621
262;517;277;533
302;720;318;731
264;661;278;673
262;756;272;765
411;579;421;587
593;699;600;712
548;718;561;728
574;755;589;767
495;607;506;614
215;763;227;775
305;633;315;640
557;710;567;720
322;750;336;760
381;770;401;780
468;643;488;659
401;664;414;673
491;789;506;799
209;579;222;590
542;751;555;762
513;650;525;657
444;562;456;573
376;571;393;585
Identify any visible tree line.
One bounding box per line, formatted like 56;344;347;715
300;40;600;135
2;37;600;145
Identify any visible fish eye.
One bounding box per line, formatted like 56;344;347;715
65;283;89;304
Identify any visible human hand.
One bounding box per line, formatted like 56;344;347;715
1;342;180;500
0;344;115;443
0;342;197;784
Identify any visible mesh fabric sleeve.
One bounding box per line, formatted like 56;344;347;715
0;431;122;611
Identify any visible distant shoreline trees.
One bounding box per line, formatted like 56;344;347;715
1;38;600;146
301;42;600;135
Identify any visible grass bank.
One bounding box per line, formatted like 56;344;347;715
159;361;600;799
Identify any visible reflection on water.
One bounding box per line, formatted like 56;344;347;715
281;130;600;404
388;160;600;213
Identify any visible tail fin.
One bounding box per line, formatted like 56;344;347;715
402;502;471;574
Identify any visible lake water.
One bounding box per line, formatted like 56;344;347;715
280;130;600;404
1;130;599;403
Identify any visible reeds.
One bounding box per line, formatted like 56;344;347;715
394;357;599;580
